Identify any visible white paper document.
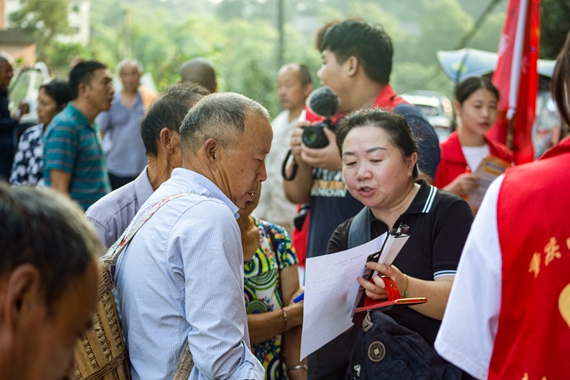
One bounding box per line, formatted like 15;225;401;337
300;232;409;359
378;233;409;265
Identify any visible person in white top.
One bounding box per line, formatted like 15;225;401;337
434;77;513;195
435;30;570;380
253;63;313;233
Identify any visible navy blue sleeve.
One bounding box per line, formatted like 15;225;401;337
394;103;441;179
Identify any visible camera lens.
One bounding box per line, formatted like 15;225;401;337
304;129;318;145
302;125;330;149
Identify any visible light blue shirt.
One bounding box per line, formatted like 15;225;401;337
96;91;147;177
85;167;154;249
115;168;264;380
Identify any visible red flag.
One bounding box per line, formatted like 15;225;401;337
488;0;540;164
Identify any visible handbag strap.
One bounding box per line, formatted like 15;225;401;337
99;192;197;379
101;192;196;268
348;206;371;249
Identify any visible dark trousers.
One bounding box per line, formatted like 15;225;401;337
0;133;14;181
0;157;12;181
108;172;136;190
308;327;356;380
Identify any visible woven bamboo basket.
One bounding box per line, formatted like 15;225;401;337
73;264;131;380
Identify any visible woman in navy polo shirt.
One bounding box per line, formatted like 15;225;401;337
328;108;474;379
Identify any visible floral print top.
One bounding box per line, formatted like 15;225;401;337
244;217;298;380
9;124;45;186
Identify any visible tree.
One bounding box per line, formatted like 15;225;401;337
10;0;71;61
415;0;474;65
468;11;505;52
391;62;455;99
540;0;570;59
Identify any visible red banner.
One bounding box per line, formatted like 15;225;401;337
488;0;540;164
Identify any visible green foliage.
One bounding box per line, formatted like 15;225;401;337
457;0;507;19
10;0;70;61
346;3;403;42
21;0;566;117
416;0;474;65
283;24;322;81
43;42;85;75
468;11;504;52
391;62;455;100
540;0;570;59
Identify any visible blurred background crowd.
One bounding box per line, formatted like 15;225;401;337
1;1;570;380
0;0;567;151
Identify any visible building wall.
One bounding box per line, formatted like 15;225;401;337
4;0;20;28
56;0;90;46
0;0;5;29
4;0;90;46
0;42;36;65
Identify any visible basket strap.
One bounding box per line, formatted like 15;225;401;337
100;192;197;268
172;344;193;379
82;350;129;380
99;191;197;378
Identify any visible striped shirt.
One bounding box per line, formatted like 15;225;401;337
43;103;111;210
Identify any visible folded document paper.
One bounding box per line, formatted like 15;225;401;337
300;232;409;359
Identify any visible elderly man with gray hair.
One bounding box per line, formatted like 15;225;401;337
86;82;209;248
96;58;157;189
115;92;271;380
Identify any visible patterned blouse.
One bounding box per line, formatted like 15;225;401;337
9;124;45;186
244;217;298;380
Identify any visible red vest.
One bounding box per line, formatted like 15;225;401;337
434;131;514;189
490;137;570;379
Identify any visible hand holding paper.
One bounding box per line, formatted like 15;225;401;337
351;224;410;316
466;155;511;213
300;234;388;359
300;227;414;359
357;263;407;301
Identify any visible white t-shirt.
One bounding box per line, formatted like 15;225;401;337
434;175;504;380
461;144;490;172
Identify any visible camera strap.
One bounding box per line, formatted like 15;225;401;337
281;149;298;181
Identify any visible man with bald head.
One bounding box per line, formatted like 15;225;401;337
180;57;217;93
115;92;270;379
254;63;313;233
96;58;157;190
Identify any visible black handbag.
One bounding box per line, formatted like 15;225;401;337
347;311;462;380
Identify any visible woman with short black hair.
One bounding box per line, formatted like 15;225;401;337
329;108;474;379
10;79;71;185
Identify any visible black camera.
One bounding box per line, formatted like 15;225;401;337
300;86;339;149
282;86;340;181
302;119;335;149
